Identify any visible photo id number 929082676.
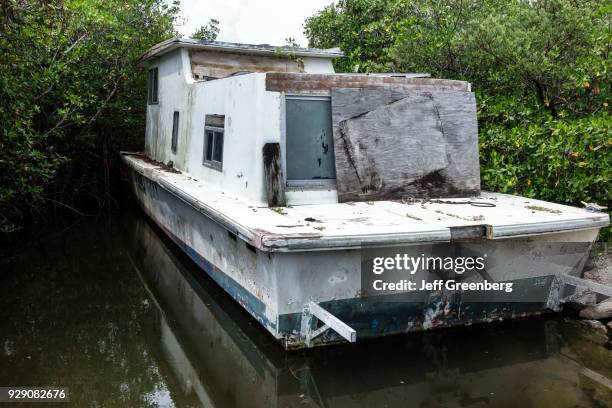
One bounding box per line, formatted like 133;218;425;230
0;387;69;402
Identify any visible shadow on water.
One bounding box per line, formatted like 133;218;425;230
0;207;610;407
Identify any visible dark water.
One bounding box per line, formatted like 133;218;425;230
1;209;611;408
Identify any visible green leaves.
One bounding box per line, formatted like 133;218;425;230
191;19;220;41
0;0;177;233
305;0;402;73
479;114;611;239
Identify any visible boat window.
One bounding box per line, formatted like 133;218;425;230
147;67;158;104
285;95;336;187
203;114;225;171
171;111;179;153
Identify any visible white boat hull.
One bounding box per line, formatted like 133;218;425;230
125;164;604;349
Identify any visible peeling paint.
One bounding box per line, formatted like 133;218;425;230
526;205;562;214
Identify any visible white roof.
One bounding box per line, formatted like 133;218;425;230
141;37;344;61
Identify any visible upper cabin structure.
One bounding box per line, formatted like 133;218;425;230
141;37;480;207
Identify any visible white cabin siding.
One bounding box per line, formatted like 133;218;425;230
302;57;335;73
184;73;282;204
144;49;285;205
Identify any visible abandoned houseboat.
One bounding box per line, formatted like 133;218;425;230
123;37;610;349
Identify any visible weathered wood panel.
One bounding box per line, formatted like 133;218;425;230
266;73;470;93
190;51;303;79
204;114;225;128
337;95;449;198
331;88;480;202
262;143;286;207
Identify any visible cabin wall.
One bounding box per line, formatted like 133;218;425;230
190;50;304;79
145;49;186;161
144;49;283;205
188;51;336;79
184;73;282;204
302;57;335;74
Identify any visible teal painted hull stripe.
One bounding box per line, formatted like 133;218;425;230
160;224;276;332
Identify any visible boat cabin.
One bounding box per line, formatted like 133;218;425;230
140;37;480;207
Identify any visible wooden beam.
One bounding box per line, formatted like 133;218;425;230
262;143;286;207
304;302;356;344
265;73;471;93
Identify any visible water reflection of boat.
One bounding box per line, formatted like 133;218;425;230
126;215;611;408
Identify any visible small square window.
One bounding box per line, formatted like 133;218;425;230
171;111;179;153
147;68;158;105
203;115;225;171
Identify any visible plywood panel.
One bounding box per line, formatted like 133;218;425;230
331;88;480;202
190;51;303;79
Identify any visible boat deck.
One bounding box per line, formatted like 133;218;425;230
124;154;609;252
